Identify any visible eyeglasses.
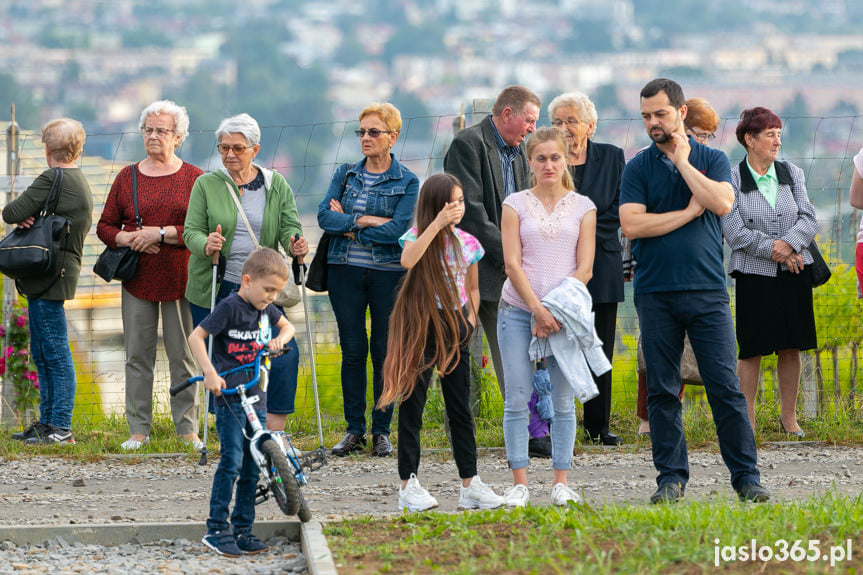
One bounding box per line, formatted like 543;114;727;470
355;129;393;139
142;127;174;137
687;130;716;143
217;143;254;154
551;118;581;128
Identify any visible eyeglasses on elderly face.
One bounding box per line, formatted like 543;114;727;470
355;129;393;139
687;129;716;143
217;143;254;154
551;118;581;127
142;127;174;137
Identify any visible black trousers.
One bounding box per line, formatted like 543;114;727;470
582;302;618;437
398;310;477;480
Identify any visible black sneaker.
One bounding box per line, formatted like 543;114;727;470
25;426;76;445
528;435;552;458
371;434;393;457
737;482;770;503
650;482;683;504
331;433;365;457
202;531;246;557
12;422;50;442
235;532;269;555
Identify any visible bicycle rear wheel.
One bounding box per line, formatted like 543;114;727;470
261;439;300;516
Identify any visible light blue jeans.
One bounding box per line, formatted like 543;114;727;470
28;298;77;430
498;301;576;471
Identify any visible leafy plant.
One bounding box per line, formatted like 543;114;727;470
1;304;39;416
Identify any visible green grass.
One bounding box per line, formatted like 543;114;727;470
325;491;863;574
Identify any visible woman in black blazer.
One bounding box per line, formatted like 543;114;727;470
549;92;625;445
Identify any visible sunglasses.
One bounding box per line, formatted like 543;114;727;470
355;129;394;139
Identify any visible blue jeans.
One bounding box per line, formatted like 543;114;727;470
635;290;760;491
191;280;299;415
28;298;76;430
206;400;265;534
498;302;576;471
327;264;404;436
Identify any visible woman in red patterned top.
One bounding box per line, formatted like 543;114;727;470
97;100;204;451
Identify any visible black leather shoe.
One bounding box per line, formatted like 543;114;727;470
371;434;393;457
528;435;552;458
585;431;623;446
650;482;683;504
331;433;365;457
737;482;770;503
599;432;622;446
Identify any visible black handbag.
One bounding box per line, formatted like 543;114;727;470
808;241;831;288
305;233;330;292
0;168;71;286
94;165;143;282
306;163;352;293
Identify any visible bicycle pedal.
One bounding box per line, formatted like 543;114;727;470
254;483;270;506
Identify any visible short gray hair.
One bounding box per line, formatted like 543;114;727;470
215;113;261;147
138;100;190;144
548;91;599;138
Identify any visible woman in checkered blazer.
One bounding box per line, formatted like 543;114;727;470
721;107;818;438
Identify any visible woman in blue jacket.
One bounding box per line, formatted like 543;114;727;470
317;103;419;457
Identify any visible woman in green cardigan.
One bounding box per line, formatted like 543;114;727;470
183;113;307;432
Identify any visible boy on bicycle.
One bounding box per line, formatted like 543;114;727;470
188;247;296;557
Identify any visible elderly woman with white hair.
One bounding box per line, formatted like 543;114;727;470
97;100;205;450
548;91;626;446
183;113;307;433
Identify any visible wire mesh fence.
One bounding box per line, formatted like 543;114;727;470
2;111;863;435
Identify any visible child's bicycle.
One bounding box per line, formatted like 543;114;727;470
170;346;312;522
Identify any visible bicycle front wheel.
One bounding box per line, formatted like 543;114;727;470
297;490;312;523
261;439;300;516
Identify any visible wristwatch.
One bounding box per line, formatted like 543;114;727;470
159;227;166;244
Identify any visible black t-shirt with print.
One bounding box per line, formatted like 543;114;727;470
199;292;284;410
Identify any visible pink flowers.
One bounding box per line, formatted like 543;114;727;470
15;314;27;327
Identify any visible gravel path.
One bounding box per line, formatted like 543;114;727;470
0;443;861;573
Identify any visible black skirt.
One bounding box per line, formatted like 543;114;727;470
733;266;817;359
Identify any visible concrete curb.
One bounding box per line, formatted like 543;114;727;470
301;520;338;575
0;519;339;574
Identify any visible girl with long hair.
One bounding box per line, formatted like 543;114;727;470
379;173;504;512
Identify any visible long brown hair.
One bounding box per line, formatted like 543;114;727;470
379;173;469;408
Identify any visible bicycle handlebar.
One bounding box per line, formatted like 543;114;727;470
169;345;290;397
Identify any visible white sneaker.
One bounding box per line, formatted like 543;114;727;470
120;436;149;450
398;474;438;512
502;484;530;508
458;475;504;510
550;482;582;506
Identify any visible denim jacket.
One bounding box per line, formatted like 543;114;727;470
317;154;419;265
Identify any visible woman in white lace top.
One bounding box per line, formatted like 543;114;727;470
497;126;597;508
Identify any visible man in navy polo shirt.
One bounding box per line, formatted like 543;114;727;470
620;78;769;504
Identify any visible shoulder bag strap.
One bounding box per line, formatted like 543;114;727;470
131;164;142;229
41;167;64;215
225;180;261;249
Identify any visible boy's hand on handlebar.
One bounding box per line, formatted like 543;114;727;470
203;371;226;396
268;338;289;357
